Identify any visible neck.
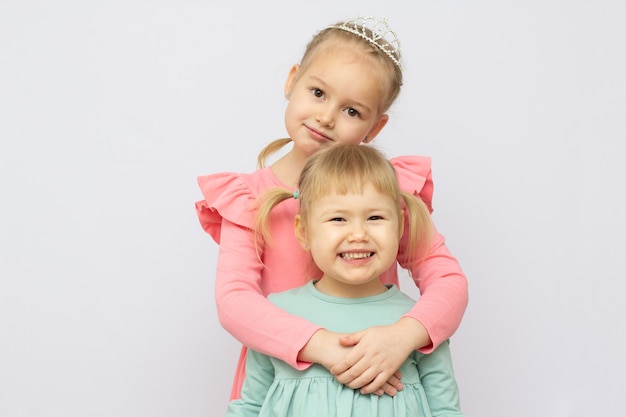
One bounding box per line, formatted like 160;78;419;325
270;151;308;190
313;277;388;298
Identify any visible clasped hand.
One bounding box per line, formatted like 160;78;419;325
305;319;427;396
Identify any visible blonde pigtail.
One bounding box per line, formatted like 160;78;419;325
257;138;293;169
400;191;433;267
254;188;296;249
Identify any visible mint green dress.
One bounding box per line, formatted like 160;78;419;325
225;282;466;417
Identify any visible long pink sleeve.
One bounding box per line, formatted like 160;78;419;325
215;218;321;366
397;225;468;353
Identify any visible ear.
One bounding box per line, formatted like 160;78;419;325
398;209;405;239
284;64;300;99
293;214;309;250
362;114;389;143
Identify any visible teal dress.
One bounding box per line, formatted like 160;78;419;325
225;281;466;417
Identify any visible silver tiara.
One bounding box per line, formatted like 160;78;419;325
333;17;402;69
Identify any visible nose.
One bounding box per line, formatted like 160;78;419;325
347;222;368;242
316;104;335;128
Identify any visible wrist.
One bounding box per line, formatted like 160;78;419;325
397;317;431;350
298;328;330;364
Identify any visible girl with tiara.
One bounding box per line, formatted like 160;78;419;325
226;143;467;417
195;17;468;400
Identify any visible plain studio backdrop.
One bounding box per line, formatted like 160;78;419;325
1;1;625;416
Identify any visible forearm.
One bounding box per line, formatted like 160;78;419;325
217;284;319;367
217;220;321;368
394;316;431;351
403;276;467;352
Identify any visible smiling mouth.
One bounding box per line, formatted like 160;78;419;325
307;125;333;142
340;252;374;260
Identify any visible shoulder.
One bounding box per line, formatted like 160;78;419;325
387;286;417;304
380;286;417;316
267;285;310;308
194;168;278;241
389;155;434;212
196;167;278;200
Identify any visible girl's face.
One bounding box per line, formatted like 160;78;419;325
284;42;389;160
294;183;403;298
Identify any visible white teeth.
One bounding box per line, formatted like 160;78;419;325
341;252;372;260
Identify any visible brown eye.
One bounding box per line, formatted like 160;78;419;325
312;88;324;98
346;108;360;117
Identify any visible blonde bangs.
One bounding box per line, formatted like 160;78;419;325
298;145;402;217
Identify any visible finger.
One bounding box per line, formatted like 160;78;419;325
342;368;381;390
359;373;391;395
378;382;398;397
386;370;404;391
338;331;364;347
330;351;365;376
332;359;369;384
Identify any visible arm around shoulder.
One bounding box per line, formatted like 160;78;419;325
391;156;468;351
401;225;468;352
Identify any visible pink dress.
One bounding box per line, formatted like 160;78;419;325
195;156;468;400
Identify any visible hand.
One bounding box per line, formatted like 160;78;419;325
298;329;403;396
330;317;430;395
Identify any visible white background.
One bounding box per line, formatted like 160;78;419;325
1;1;625;416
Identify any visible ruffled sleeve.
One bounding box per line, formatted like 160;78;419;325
390;155;434;212
195;172;257;244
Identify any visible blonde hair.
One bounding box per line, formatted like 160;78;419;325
257;21;403;169
255;144;432;266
